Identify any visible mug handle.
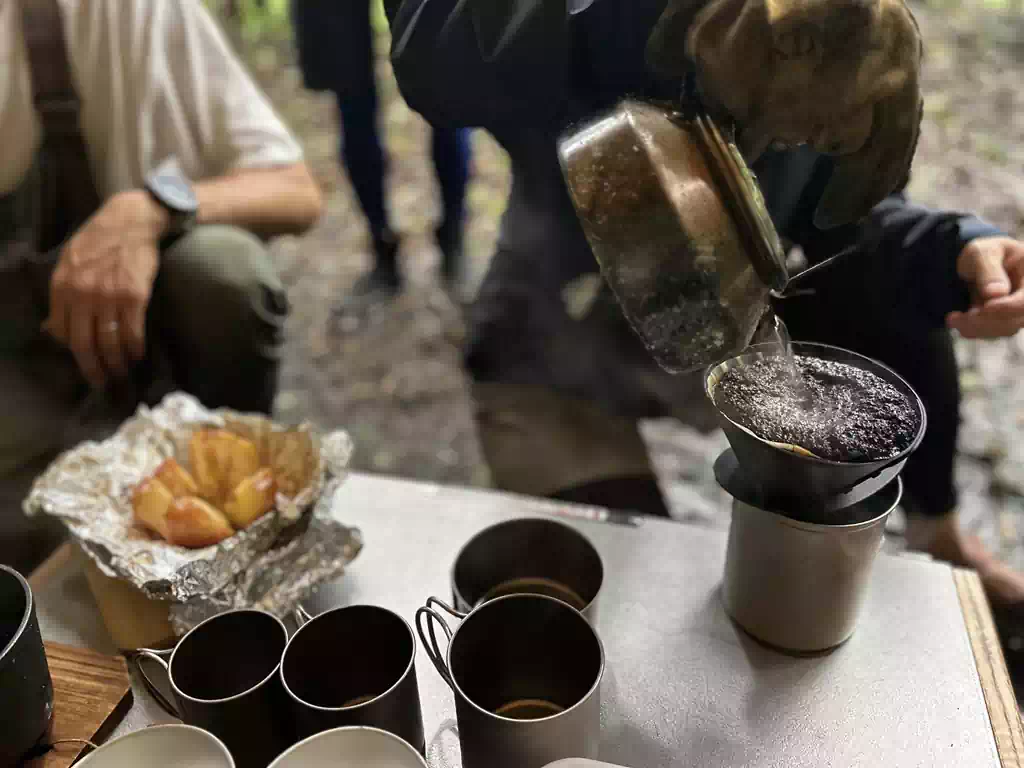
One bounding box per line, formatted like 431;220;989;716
125;647;180;719
426;596;467;620
293;604;314;627
423;598;467;691
416;603;457;692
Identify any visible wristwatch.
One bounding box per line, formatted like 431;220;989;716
144;158;199;236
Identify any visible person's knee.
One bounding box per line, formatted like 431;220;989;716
161;223;275;293
155;226;288;412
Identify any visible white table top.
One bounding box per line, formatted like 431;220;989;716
35;473;1000;767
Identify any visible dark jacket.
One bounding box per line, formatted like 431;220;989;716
291;0;375;97
384;0;1001;414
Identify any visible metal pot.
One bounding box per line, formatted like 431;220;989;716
0;564;54;765
558;100;853;374
558;100;787;373
721;477;902;653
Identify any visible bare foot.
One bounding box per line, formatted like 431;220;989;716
907;514;1024;606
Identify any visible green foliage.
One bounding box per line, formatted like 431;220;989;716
372;0;389;34
206;0;389;42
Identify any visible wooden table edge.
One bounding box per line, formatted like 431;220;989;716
955;567;1024;768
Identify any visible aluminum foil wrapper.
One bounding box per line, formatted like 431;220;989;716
168;476;363;635
24;393;361;619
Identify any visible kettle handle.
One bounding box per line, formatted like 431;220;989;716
674;72;732;132
775;244;858;299
677;72;701;117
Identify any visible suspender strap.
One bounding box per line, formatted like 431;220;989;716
19;0;102;244
21;0;81;135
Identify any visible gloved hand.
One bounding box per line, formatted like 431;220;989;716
647;0;923;229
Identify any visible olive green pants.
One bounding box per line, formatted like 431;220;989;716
0;225;288;574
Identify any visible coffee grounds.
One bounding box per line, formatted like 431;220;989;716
714;356;920;462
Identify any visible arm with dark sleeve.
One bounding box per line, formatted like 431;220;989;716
384;0;571;130
781;160;1003;339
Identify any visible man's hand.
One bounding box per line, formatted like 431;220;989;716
45;191;167;388
947;237;1024;339
647;0;923;229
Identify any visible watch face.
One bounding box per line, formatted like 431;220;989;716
154;172;198;213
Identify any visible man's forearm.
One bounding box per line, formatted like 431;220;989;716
195;163;323;238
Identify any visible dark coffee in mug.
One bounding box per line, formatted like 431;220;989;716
280;605;425;751
452;518;604;622
417;594;605;768
494;698;565;720
133;610;293;768
476;577;588;612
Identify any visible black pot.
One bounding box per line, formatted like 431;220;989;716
0;564;54;766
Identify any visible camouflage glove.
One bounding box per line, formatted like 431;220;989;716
647;0;923;229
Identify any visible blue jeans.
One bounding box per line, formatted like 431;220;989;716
292;0;471;253
339;85;471;246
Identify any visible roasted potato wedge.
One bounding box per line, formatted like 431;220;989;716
153;458;199;499
223;468;277;529
131;477;175;540
166;496;234;548
266;430;315;498
224;419;273;467
188;429;261;504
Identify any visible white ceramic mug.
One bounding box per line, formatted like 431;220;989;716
268;726;427;768
75;724;234;768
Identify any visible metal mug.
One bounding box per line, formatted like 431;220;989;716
452;517;604;623
132;610;294;768
722;477;903;653
280;605;425;751
0;564;54;766
417;594;604;768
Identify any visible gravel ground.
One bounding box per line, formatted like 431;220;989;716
226;3;1024;578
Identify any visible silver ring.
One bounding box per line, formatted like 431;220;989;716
101;321;119;333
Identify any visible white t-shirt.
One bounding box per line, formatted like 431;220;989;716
0;0;303;198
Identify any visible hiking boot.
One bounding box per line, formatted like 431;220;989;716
334;233;403;316
350;263;402;301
